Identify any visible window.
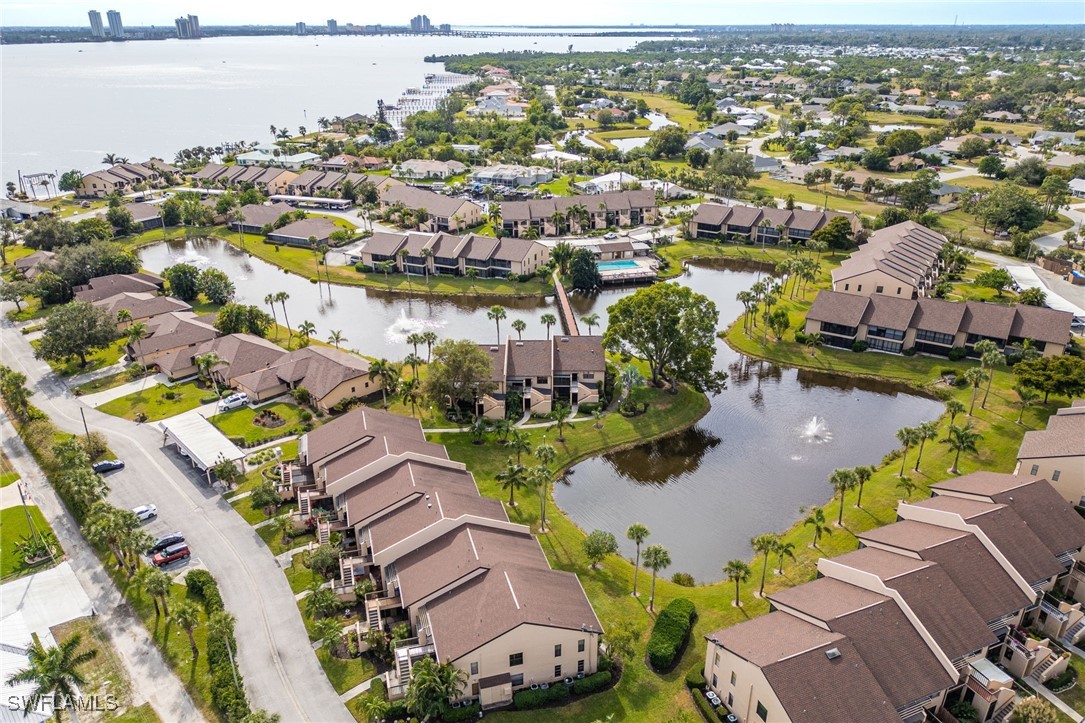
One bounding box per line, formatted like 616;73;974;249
509;653;523;667
897;287;902;295
351;386;355;393
470;662;479;676
730;671;736;686
727;693;733;707
714;652;720;665
1004;649;1014;662
857;285;862;292
1053;470;1062;481
915;328;955;346
554;665;562;678
1030;464;1040;475
536;376;548;385
578;639;585;653
554;644;562;658
712;674;718;688
511;673;524;687
756;702;769;721
876;285;884;293
844;283;850;291
577;660;585;673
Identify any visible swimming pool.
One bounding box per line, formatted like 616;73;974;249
597;259;640;271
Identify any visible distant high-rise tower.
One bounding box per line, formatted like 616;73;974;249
409;14;431;32
105;9;124;38
88;10;105;37
327;19;338;35
296;21;307;35
175;15;200;39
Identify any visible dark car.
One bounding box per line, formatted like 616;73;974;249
152;543;190;567
147;532;185;556
92;459;125;473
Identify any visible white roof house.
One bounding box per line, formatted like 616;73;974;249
575;172;640;194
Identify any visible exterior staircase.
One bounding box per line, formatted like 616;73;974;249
1061;619;1085;646
317;520;330;545
339;556;355;588
367;601;381;631
1028;654;1059;683
298;489;311;517
396;652;411;681
991;700;1016;723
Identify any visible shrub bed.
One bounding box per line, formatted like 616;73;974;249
685;665;706;690
572;671;611;695
445;703;483;721
185;570;245;718
513;682;570;709
691;687;729;722
648;598;697;672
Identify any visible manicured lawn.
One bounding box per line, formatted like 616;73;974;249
616;92;702;129
6;295;55;324
0;448;19;487
257;523;315;557
34;337;127;377
283;553;321;594
539;175;576;197
30;197;109;219
224;440;300;501
318;647;378;695
108;704;162;723
0;504;60;578
212;402;306;445
73;370;139;396
1052;653;1085;715
747;177;886;216
97;381;210;422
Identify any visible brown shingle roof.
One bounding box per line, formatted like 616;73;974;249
269;217;338;243
381;185;480;218
425;564;602;663
1009;304;1073;345
365;486;507;553
74;274;161;303
94;292;190;320
806;290;870;327
363;231;409;257
237;202;294;229
303;406;428;469
913;297;968;335
692;203;732;226
961;301;1015;340
861;294;918;331
506;340;552;378
553;336;606;373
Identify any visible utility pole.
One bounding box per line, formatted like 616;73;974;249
79;407;92;447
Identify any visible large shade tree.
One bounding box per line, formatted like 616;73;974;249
422;339;497;420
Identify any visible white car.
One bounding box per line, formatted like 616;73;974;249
220;393;249;411
133;504;158;522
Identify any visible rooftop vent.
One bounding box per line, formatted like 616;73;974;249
825;648;841;660
515;342;524;347
489;346;499;351
559;337;569;342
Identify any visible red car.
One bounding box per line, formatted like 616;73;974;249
152;543;190;567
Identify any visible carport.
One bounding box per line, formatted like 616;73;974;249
158;413;245;485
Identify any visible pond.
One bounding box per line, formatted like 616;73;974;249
139;240;943;580
608;136;652;153
645;112;677;131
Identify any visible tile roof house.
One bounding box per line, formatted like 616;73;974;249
286;406;602;709
73;273;165;303
805;291;1072;356
266;217;340;247
704;477;1085;723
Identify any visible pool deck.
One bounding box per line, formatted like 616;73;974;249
598;258;658;284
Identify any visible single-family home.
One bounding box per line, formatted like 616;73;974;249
392;159;467;180
231;346;379;412
231;202;296;233
12;250;55;280
471;165;554;189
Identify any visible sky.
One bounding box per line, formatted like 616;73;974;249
3;0;1084;27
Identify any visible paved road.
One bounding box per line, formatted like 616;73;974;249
0;410;204;723
0;315;353;722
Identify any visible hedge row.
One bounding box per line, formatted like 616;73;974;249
513;682;570;709
572;671;611;695
187;570;248;720
444;703;483;721
647;598;697;671
184;569;224;613
686;665;707;690
692;687;731;722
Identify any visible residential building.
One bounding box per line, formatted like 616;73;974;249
391;159;466;180
231;202;295;233
327;19;338;34
471;165;554;189
75;161;177;198
190;164;298;195
804;291;1072;356
285;407;602;708
127;311;220;368
477;336;606;418
832;221;947;299
266;217;340;247
106;9;124;38
358;231;549;279
174;15;200;39
88;10;104;37
231;346;379;412
500;190;658;238
94;292;191;328
379;185;482;232
1032;131;1082;147
235;149;320;171
704;474;1085;723
574;172;640;195
286;170;369;196
686;202;859;244
72;272;164;303
157;333;286;383
684;133;727;153
295;22;307;35
1015;401;1085;505
124;202;163;230
466;97;529;118
13;250;55;280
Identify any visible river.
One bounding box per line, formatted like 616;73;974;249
1;31;668;184
138;239;943;580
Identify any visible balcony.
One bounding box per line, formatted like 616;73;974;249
1041;597;1070;624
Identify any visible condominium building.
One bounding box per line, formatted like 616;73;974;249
106;9;124;38
703;473;1085;723
358;230;549;279
804;291;1072;357
1016;401;1085;505
832;222;947;299
686;202;860;245
500;190;658;238
88;10;104;37
477;336;607;418
287;407;602;709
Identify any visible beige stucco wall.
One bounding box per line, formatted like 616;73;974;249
704;641;790;723
1016;456;1085;505
454;623;600;698
316;374;379;411
833;268;918;298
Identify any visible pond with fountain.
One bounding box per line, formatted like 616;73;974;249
138;239;943;580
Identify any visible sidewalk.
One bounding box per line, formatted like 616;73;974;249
79;373;169;408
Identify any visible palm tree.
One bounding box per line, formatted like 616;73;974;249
420;331;438;363
643;544;671;612
195;352;227;399
895;427;920;477
511;319;527;340
297;320;316;340
912;421;939;472
357;693;389;723
403;353;423;379
943;422;982;474
305;583;341;619
964;367;988;416
540;313;558;340
398;249;413;291
314;618;344;654
231;207;247;249
852;465;873;508
550;403;572;442
829;468;858;525
264;293;278;329
1015;385;1039;425
142;566;172;617
724;559;752;607
399;377;422;417
126;321;148;369
101;153;119;166
507;431;531;464
979;349;1003;409
772;538;796;574
406;332;423;358
944;399;965;438
627;523;650;598
369;358;394;408
487;305;507;343
534;443;557;531
269;515;293;546
172;600;201;660
465;268;478;291
5;633;98;722
896;476;918;500
752;533;778;597
580;313;600;335
327;330;346;350
497;458;527;507
803;506;832;548
275;292;292;338
420;247;433;288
